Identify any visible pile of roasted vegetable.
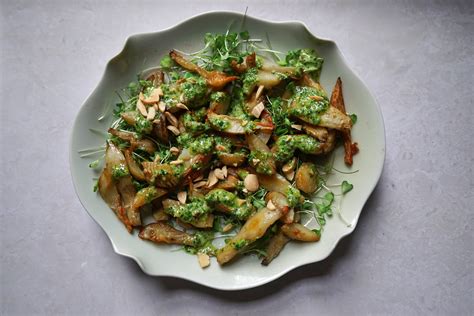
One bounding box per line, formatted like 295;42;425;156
94;31;358;267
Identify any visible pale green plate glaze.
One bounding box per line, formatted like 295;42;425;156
70;11;385;290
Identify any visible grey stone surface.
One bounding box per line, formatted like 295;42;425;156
1;0;473;315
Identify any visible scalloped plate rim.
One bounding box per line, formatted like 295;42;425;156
69;10;386;291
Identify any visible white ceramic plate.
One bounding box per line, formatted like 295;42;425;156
70;11;385;290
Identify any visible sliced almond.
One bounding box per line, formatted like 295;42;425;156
284;170;295;181
197;253;210;268
179;93;185;103
170;159;183;165
177;191;187;204
244;174;259;192
146;106;156;121
170;146;180;155
221;166;228;178
214;168;225;180
158;101;166;113
207;170;218;188
291;124;302;131
167;125;180;136
222;223;233;233
266;200;276;210
137;99;148;117
309;95;324;101
156;87;164;96
142;88;161;104
282;158;297;173
165;112;179;128
194;180;207;188
252;158;260;165
193;175;204;182
255;85;265;100
176;102;189;111
251;102;265;118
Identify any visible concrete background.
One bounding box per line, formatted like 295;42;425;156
1;0;473;315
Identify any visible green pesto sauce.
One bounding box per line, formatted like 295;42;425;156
134;114;152;134
210;91;229;104
213;136;232;152
242;67;258;95
189;135;214;154
180;74;208;107
249;150;274;175
136;186;159;203
183;111;209;133
160;83;179;109
228;88;249;119
177;133;193;147
171;164;185;178
208;115;231;131
237;169;249;180
185;231;217;256
166;197;211;223
111;163;129;179
206;189;237;207
286;186;302;208
233;202;253;220
289;86;329;125
206;189;253;220
273;135;321;163
273;136;294;163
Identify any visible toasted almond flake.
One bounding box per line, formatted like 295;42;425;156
176;102;189;111
170;159;183;165
309;95;324;101
193;175;204;182
267;200;276;210
222;223;233;233
139;92;146;103
158;101;166;113
165;112;179;128
179;94;185;103
255;85;265;99
142;88;161;104
284;170;295;181
207;170;218;188
282;158;297;173
244;174;259;192
194;180;207;188
242;188;248;193
167;125;180;136
177;191;187;204
233;163;238;167
170;147;180;155
251;102;265;118
291;124;303;131
197;253;210;268
146;106;156;121
221;166;228;177
137;99;148;117
156;87;163;96
153;103;159;110
252;158;260;165
214;168;225;180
